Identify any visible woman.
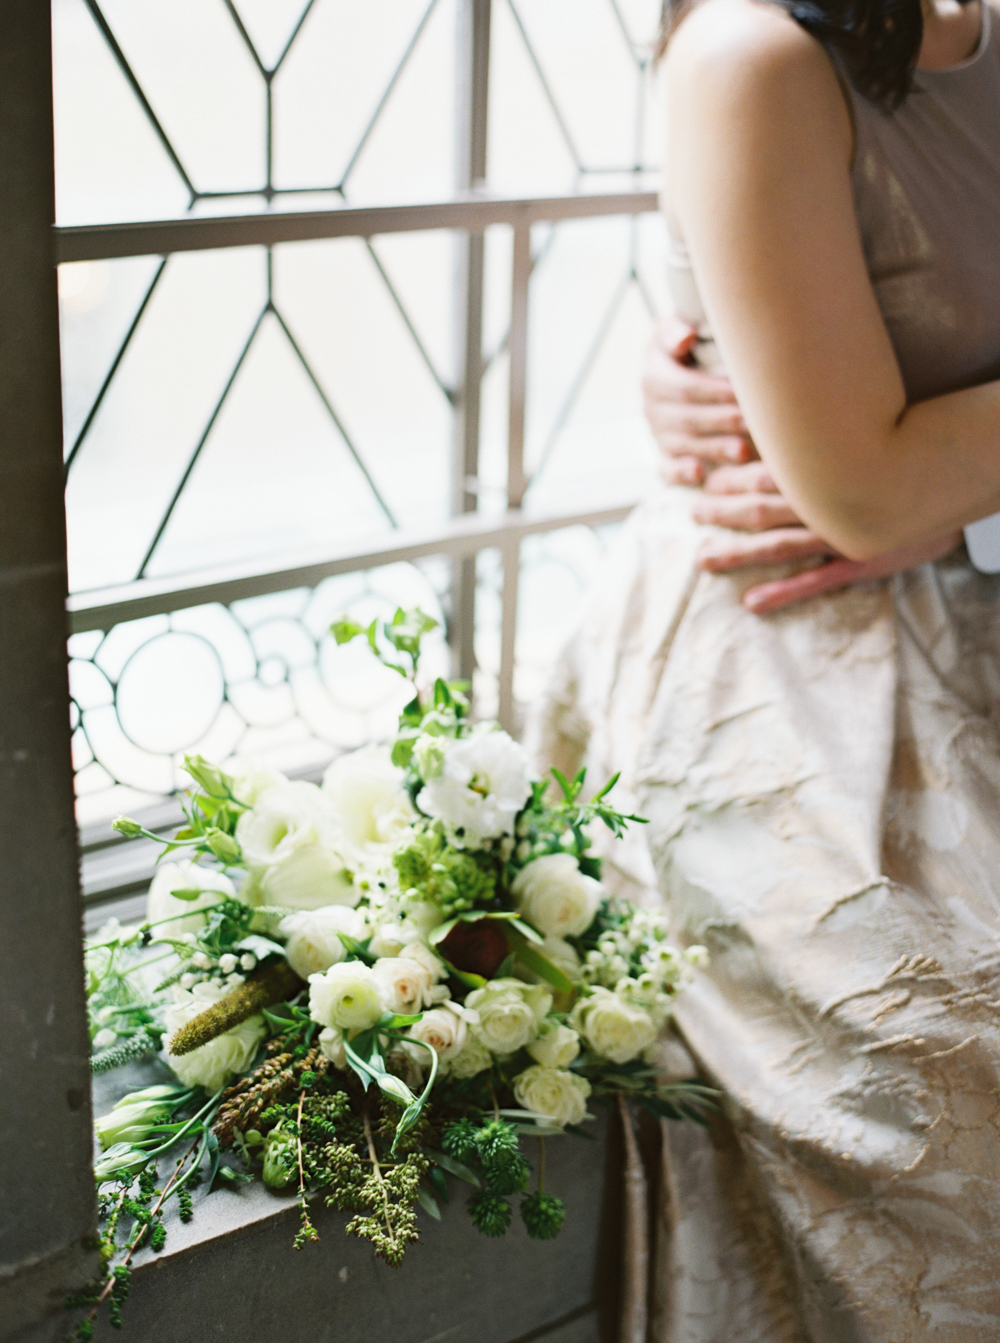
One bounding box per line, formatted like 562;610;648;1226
532;1;1000;1337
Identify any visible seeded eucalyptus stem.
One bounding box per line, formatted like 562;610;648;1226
168;961;304;1056
364;1110;399;1257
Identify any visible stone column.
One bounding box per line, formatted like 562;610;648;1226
0;4;97;1338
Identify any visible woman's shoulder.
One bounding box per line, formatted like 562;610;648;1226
666;0;836;96
665;0;848;140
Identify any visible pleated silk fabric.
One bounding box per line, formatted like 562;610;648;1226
530;6;1000;1338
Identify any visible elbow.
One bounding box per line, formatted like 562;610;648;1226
793;497;913;562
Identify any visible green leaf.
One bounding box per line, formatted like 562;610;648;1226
504;930;575;994
427;917;459;946
343;1030;384;1092
505;916;543;945
337;933;377;965
331;618;366;646
379;1011;424;1029
168;888;205;903
423;1148;481;1188
438;956;487;990
366;618;379;657
417;1186;442;1220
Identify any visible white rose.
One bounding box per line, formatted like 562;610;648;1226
279;905;369;979
323;745;415;861
513;1065;591;1128
511;854;602;938
226;757;287;807
465;977;552;1055
259;843;359;910
235;781;339;868
309;961;385;1031
417;729;532;848
447;1035;493;1078
399;940;445;980
318;1026;348;1069
571;987;657;1064
371;954;437;1015
526;1020;581;1069
408;1007;468;1062
163;983;265;1092
146;860;238;938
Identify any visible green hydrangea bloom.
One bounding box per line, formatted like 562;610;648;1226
393;829;495;915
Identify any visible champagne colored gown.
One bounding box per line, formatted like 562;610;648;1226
531;10;1000;1339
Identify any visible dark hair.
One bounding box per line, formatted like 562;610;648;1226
660;0;975;109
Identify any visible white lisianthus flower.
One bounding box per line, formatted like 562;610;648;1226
417;728;532;848
163;983;266;1092
322;745;416;863
371;953;439;1015
465;977;551;1055
236;781;336;867
526;1020;581;1069
309;961;385;1031
94;1086;179;1149
260;843;358;910
146;860;237;938
447;1035;493;1078
318;1026;348;1069
513;1065;591;1128
511;854;602;938
408;1007;468;1062
226;757;287;807
279;905;369;979
571;987;657;1065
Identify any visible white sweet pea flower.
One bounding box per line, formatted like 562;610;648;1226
226;757;287;807
571;987;657;1064
407;1007;468;1063
322;746;415;863
371;953;438;1015
318;1026;348;1069
511;853;602;938
146;860;238;938
417;728;532;849
236;780;347;881
526;1020;581;1069
513;1065;591;1128
163;983;266;1092
309;961;385;1031
279;905;369;979
465;977;551;1055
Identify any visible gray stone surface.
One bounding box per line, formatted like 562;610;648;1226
84;1104;618;1343
0;4;97;1339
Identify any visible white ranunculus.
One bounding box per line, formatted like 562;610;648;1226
322;745;415;862
526;1020;581;1069
163;983;265;1092
318;1026;348;1069
513;1065;591;1128
511;854;602;938
417;728;532;849
447;1035;493;1078
571;987;657;1064
226;757;287;808
146;860;238;938
408;1007;467;1062
309;961;385;1031
279;905;369;979
235;781;339;869
371;953;438;1015
259;843;359;910
465;977;551;1055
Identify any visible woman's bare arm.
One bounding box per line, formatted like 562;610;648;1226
666;1;1000;561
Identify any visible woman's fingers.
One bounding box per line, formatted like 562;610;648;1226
705;462;779;495
742;530;964;613
697;527;835;571
660;454;705;486
692;492;802;531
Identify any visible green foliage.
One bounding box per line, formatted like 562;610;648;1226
467;1191;512;1238
520;1190;566;1240
441;1118;479;1164
393;828;496;916
476;1119;520;1169
482;1152;530;1197
331;606;438;679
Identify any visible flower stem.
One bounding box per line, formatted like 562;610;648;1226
364;1110;398;1254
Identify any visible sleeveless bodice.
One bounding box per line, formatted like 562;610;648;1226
666;2;1000;402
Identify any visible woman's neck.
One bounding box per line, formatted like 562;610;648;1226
917;0;983;68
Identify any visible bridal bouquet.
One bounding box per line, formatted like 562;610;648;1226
75;608;710;1339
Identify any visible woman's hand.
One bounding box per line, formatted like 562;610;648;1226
642;316;754;485
643;320;963;611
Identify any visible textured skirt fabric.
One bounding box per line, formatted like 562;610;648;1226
529;487;1000;1342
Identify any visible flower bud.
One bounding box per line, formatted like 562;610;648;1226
262;1125;297;1189
184;755;231;799
112;815;143;838
414;734;446;782
206;829;241;864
